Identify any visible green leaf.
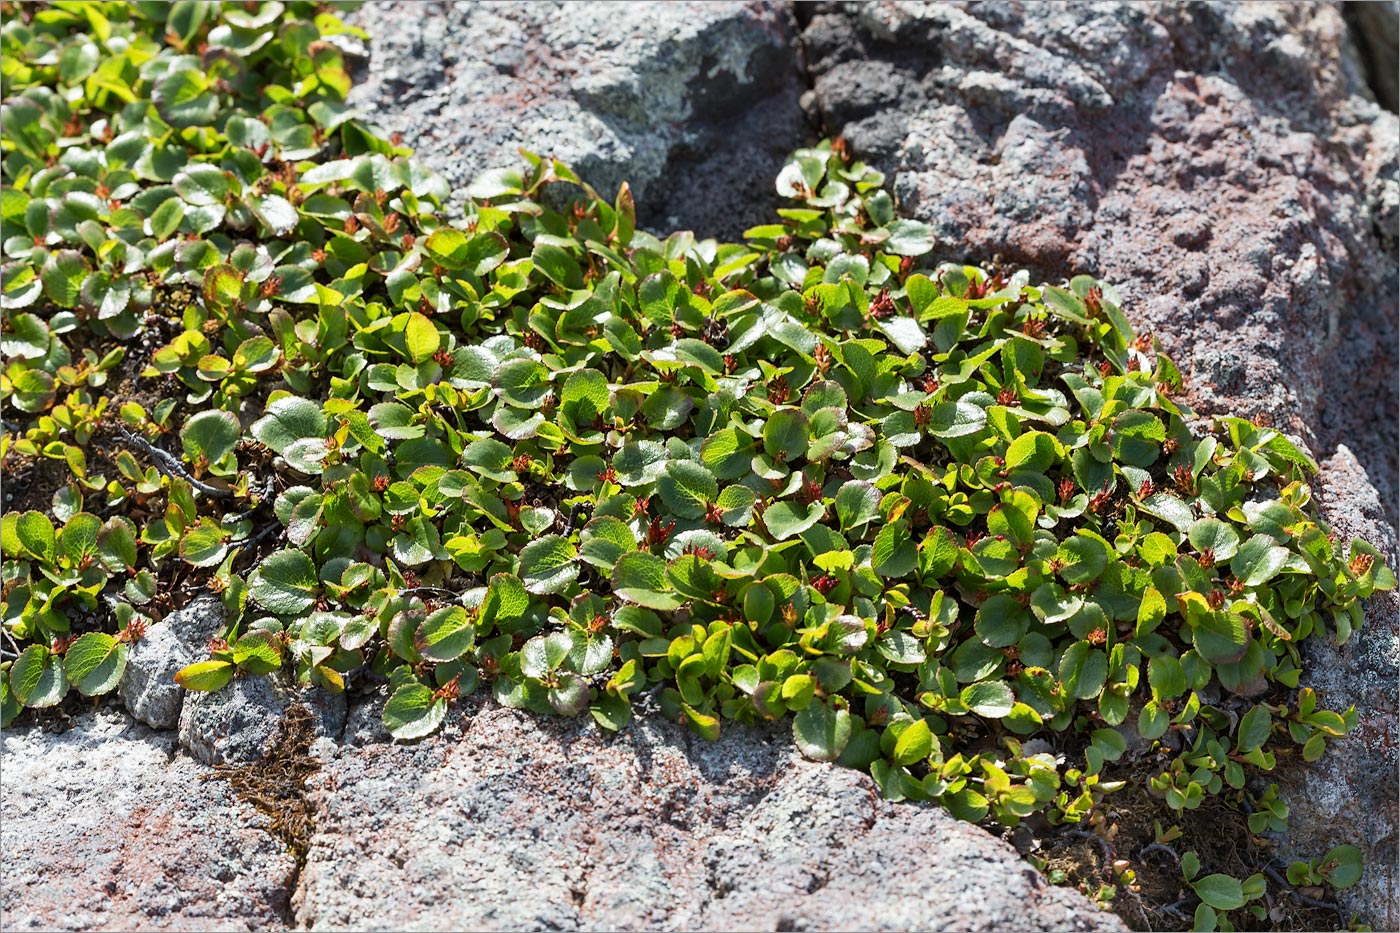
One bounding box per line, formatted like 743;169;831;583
248;193;298;236
872;521;917;578
181;410;240;464
974;595;1029;648
657;460;718;520
155;68;219;127
519;535;579;595
249;549;319;614
1235;704;1272;753
1191;874;1245;911
2;312;50;359
1188;517;1241;562
613;552;683;610
714;485;756;526
58;40;99;84
792;700;852;762
41;250;88;308
763;410;809;463
10;646;66;707
1058;534;1109;584
404;312;441;364
414;606;476;662
16;510;55;562
892;719;933;765
174;659;234;692
960;680;1015;718
493;358;552;408
1148;654;1187;702
1059;641;1108;699
614;441;669;486
173;164;229;206
762;500;824;541
1229;534;1290;587
927;400;987;438
834;480;880;531
1320;844;1363;889
1005;431;1059;472
179;518;229;568
480;573;531;629
252;397;326;454
383;683;447;740
232;631;283;675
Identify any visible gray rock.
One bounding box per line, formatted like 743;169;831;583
346;1;809;238
178;674;347;766
341;693;391;747
0;708;296;931
293;702;1124;932
119;595;226;729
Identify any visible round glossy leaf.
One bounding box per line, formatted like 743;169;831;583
519;535;579;595
383;683;447;741
1188;517;1241;562
10;646;66;707
249;549;320;614
174;659;234;692
657;460;717;520
181;410;240;464
414;606;476;662
960;680;1015;718
1191;874;1245;911
792;700;852;762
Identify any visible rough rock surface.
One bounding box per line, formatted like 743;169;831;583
346;1;807;237
295;701;1123;932
800;3;1398;925
178;674;347;766
0;709;297;931
1;702;1122;933
119;596;226;729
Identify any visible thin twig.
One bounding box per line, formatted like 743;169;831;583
117;426;233;499
1140;842;1181;864
1;627;23;661
224;477;275;523
1061;828;1115;867
1262;864;1346;924
229;523;282;550
399;585;466;601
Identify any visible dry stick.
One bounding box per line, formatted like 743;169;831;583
1139;842;1181;864
1061;828;1115;869
117;426;233;499
1261;864;1347;925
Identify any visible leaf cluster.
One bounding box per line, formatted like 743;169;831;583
1;6;1393;931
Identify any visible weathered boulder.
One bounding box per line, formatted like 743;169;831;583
801;2;1398;925
179;675;346;766
0;709;296;931
295;700;1124;932
2;702;1122;932
346;0;808;238
119;596;226;729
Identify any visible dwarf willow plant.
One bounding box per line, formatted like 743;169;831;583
1;4;1393;930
